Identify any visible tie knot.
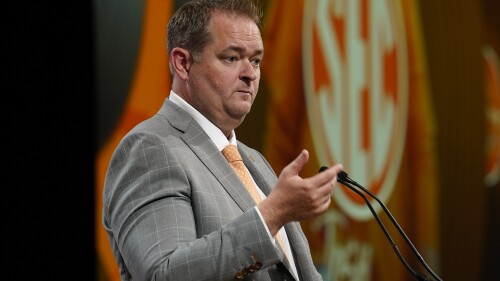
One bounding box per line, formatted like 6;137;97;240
222;145;242;162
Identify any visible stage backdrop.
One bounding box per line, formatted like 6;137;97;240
261;0;439;280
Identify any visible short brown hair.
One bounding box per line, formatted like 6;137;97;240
166;0;263;60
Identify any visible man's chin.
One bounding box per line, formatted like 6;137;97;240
230;104;252;117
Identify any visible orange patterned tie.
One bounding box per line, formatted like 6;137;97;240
222;144;288;256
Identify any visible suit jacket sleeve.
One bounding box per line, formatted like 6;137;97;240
102;128;284;281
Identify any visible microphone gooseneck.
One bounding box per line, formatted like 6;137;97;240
319;166;442;281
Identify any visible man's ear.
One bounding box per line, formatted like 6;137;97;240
171;47;192;80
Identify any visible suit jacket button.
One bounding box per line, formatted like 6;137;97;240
235;271;245;280
248;265;257;272
254;261;262;269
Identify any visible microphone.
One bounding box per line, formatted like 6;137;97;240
319;166;442;281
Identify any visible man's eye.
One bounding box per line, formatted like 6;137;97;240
226;56;237;63
252;59;262;66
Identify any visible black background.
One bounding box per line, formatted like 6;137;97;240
5;2;95;279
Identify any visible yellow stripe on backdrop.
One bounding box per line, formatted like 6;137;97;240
95;1;173;280
262;0;439;280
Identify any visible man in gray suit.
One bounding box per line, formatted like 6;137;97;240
102;0;343;280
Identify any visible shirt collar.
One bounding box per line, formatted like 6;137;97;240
169;90;237;151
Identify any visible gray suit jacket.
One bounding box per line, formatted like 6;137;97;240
103;98;323;281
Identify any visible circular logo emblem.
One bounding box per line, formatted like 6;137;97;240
303;0;409;220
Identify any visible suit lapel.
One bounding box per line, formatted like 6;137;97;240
159;99;256;212
238;144;275;196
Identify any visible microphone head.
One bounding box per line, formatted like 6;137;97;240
318;166;328;173
338;170;348;180
319;166;349;181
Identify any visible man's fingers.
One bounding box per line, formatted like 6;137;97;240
282;149;309;177
313;164;344;186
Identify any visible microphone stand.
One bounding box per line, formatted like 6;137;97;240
319;167;442;281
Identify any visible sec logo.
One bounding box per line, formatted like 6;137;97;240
303;0;409;220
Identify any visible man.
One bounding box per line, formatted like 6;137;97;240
102;0;343;280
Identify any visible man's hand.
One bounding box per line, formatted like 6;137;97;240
258;149;343;235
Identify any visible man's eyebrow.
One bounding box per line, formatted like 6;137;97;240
222;46;264;56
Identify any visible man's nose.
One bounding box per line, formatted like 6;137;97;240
240;60;258;81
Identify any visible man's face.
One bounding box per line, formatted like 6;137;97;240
186;12;263;136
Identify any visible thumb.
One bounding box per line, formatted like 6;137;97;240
283;149;309;176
